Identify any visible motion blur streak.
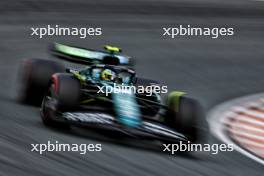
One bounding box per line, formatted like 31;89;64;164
208;94;264;166
0;0;264;176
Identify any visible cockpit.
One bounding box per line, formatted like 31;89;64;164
80;65;136;85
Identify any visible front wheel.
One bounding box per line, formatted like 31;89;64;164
164;92;203;143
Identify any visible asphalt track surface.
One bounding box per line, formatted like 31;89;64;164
0;0;264;175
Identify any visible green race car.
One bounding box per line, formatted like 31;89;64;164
18;43;203;145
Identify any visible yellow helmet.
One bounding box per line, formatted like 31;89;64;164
101;69;116;81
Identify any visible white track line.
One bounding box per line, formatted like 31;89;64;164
223;122;264;134
228;129;264;141
225;115;264;127
229;125;264;134
231;136;264;147
207;93;264;166
232;107;264;119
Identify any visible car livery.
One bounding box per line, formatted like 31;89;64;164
18;43;203;145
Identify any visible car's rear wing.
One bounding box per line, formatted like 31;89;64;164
50;43;132;66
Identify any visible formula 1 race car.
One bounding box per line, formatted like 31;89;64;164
18;43;203;144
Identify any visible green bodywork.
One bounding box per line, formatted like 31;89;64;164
53;43;128;65
54;43;96;59
167;91;186;112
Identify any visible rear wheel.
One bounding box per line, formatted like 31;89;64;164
18;58;65;105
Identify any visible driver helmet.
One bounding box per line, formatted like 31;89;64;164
101;69;116;81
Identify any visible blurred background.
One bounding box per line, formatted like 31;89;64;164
0;0;263;175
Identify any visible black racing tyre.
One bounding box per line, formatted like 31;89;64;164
51;73;81;110
18;58;65;105
164;94;203;143
40;73;80;127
